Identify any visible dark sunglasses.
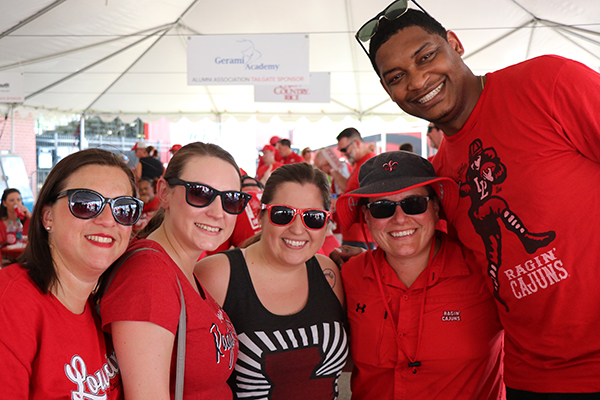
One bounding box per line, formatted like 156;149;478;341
366;196;430;219
167;177;251;215
339;141;354;154
355;0;429;57
56;189;143;226
262;204;331;230
427;125;440;133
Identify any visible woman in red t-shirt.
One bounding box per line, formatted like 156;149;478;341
100;142;248;400
0;188;32;247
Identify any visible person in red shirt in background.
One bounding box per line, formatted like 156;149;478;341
0;188;32;247
336;127;377;249
169;144;182;156
276;138;304;165
206;175;264;256
256;136;283;172
132;177;160;234
256;144;283;185
426;123;444;161
301;147;313;164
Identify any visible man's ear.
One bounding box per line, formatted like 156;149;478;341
446;30;465;56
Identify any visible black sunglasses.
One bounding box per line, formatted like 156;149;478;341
262;204;330;230
167;177;251;215
366;196;430;219
339;141;355;154
56;189;143;226
355;0;429;57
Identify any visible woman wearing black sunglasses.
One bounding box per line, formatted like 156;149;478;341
335;151;504;400
0;148;139;398
196;162;348;400
99;142;245;400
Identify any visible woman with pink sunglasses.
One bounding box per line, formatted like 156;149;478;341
196;162;348;400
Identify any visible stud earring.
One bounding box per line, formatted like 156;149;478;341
46;226;51;232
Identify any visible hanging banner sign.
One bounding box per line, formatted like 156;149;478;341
0;73;24;103
254;72;330;103
187;34;309;86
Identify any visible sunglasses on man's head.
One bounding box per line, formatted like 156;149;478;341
167;177;251;215
262;204;330;230
355;0;429;57
56;189;143;226
366;196;430;219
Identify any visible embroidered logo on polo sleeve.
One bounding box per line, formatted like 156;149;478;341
383;161;398;172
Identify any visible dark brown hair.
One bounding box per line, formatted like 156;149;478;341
261;162;331;211
20;148;136;293
336;127;362;143
137;142;242;238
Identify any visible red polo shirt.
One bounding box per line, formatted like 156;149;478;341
343;234;504;400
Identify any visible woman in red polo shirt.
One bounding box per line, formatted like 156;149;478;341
336;151;504;400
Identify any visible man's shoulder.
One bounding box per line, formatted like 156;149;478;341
356;151;376;167
494;55;571;78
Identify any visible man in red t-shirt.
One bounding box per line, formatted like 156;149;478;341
276;139;304;165
360;6;600;397
256;145;283;185
336;127;376;249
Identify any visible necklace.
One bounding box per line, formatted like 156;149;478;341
479;75;486;91
371;236;436;374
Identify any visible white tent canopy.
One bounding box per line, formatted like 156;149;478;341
1;0;599;123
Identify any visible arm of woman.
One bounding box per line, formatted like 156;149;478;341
111;321;174;400
194;253;231;307
316;254;345;308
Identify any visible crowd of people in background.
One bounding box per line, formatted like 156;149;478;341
3;1;600;399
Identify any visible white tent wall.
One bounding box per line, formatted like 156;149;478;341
1;0;599;123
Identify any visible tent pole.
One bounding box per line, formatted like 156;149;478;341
0;0;68;41
10;105;14;154
79;115;85;151
549;27;600;63
525;21;538;60
83;29;172;113
464;19;535;61
25;29;168;102
0;23;175;72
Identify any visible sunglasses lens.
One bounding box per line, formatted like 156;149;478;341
368;201;397;219
401;196;429;215
270;206;295;226
70;191;104;219
187;184;216;207
385;0;409;19
112;197;143;225
302;210;328;230
222;192;249;215
357;19;379;42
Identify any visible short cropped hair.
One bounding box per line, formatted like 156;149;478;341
336;127;362;142
278;138;292;148
369;9;447;76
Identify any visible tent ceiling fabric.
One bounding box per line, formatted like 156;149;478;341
1;0;599;122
